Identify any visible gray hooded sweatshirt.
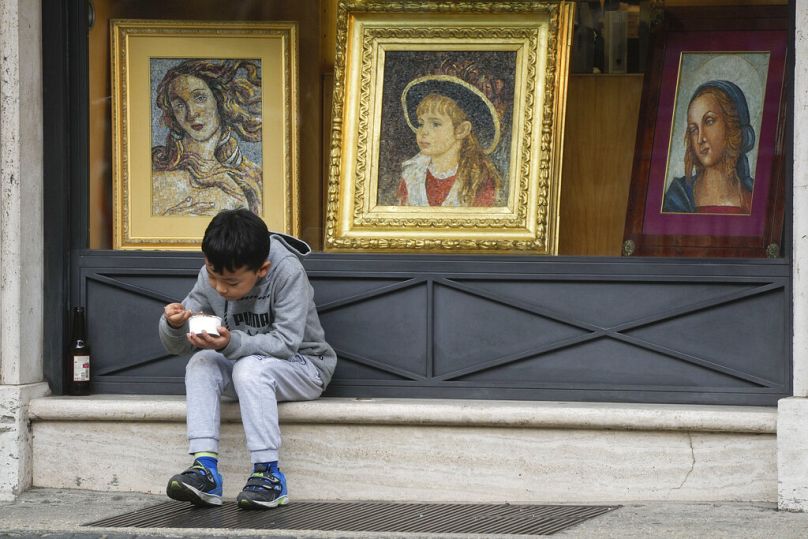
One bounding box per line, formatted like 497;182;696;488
158;233;337;386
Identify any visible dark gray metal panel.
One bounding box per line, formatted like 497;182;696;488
75;250;791;405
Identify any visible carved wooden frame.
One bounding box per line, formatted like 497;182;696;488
325;1;573;253
622;6;788;258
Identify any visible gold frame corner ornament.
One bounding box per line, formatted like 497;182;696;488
325;1;573;254
622;240;636;257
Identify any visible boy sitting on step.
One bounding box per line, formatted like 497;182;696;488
158;208;336;510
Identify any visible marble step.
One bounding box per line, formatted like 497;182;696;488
29;396;778;502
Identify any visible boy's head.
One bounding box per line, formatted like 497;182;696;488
202;209;270;300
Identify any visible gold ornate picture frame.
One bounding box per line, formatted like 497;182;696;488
325;1;573;253
111;20;299;250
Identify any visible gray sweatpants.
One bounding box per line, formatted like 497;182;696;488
185;349;324;463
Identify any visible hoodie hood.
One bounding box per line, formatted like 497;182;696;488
269;231;311;257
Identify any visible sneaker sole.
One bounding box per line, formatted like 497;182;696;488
167;479;223;507
237;494;289;510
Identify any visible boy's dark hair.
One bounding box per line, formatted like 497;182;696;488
202;209;270;273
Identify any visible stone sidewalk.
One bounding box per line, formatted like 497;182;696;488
3;488;808;538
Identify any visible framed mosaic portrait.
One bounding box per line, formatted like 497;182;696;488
110;20;299;250
623;6;788;258
325;1;574;253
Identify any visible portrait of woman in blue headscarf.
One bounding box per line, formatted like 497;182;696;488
662;80;756;215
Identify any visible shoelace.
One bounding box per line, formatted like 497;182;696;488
182;462;212;479
244;470;281;493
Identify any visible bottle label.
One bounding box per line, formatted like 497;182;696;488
73;355;90;382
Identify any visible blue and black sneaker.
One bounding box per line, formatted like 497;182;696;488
166;459;223;507
236;463;288;510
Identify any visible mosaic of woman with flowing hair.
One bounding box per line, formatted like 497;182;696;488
152;59;263;216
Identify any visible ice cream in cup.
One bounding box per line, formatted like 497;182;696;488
189;313;222;336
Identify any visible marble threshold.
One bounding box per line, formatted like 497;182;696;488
29;395;777;433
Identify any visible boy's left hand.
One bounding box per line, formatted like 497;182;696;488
187;326;231;351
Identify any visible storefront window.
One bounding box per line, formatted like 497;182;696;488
564;1;788;258
86;0;787;257
88;0;326;250
47;0;792;402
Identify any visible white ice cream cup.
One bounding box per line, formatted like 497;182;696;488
189;314;222;336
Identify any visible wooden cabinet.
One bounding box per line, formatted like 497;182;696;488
558;74;643;256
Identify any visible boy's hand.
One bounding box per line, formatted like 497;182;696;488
164;303;192;329
187;326;231;352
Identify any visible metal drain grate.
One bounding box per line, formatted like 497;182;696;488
86;501;620;535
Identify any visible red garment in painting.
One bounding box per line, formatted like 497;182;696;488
397;170;497;206
471;175;497;207
425;170;457;206
695;189;753;214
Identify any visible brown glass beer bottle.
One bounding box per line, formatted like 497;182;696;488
67;306;91;396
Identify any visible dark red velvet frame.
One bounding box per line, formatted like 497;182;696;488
623;6;789;258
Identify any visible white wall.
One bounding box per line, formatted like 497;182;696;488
777;0;808;512
793;0;808;398
0;0;49;501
